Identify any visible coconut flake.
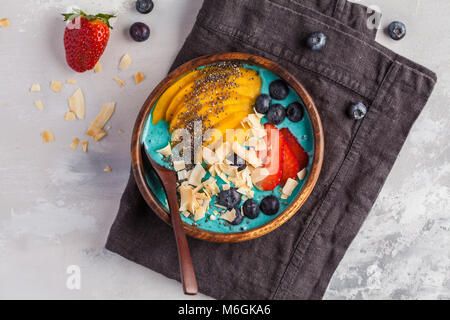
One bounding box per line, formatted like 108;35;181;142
156;143;172;157
173;160;186;171
34;100;44;111
202;146;218;164
220;209;237;223
85;102;115;141
81;140;88;153
93;61;102;73
69;138;80;150
297;168;307;180
113;76;125;87
41;130;55;143
50;81;62;93
188;163;206;187
119;54;132;70
63;111;76;121
177;170;189;181
282;178;298;197
0;18;11;28
68;88;85;120
134;72;145;85
30;84;40;92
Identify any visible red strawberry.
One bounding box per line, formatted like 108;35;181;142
280;128;309;170
255;123;283;191
280;140;300;186
63;9;115;72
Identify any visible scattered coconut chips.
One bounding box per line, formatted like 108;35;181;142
86;102;115;142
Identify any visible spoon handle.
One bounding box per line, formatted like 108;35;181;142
163;178;198;295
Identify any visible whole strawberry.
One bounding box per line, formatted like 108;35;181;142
62;9;115;72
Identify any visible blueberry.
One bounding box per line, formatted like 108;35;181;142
242;199;260;219
229;207;244;225
286;102;304;122
260;195;280;216
269;80;289;100
255;94;271;114
347;102;367;120
129;22;150;42
218;188;242;209
136;0;154;14
306;32;327;51
388;21;406;40
267;104;286;125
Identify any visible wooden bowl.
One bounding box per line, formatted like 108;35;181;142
131;52;324;242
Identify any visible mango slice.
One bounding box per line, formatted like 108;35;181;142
166;73;261;123
168;94;252;133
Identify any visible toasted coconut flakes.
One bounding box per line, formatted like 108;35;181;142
157;143;172;157
188;163;206;187
193;205;206;221
113;76;125;87
177;170;189;181
104;166;112;172
63;111;76;121
282;178;299;197
202;146;218;164
41;130;55;143
134;72;145;84
66;78;77;84
86;102;115;141
297;168;307;180
81;141;88;153
0;18;10;28
30;84;40;92
70;138;80;150
173;160;186;171
34;100;44;111
50;81;63;93
220;209;237;223
181;211;190;218
68;88;85;119
93;61;102;73
119;54;132;70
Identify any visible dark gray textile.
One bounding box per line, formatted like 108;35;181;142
106;0;436;299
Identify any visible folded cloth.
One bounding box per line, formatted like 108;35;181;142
106;0;436;299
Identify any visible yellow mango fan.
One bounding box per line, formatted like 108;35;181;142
152;63;261;141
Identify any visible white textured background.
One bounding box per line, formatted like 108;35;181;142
0;0;448;299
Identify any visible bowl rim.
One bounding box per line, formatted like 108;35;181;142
131;52;324;243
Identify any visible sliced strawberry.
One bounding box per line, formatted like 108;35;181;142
255;123;283;191
280;128;309;170
280;140;300;186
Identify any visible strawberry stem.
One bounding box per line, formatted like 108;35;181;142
62;9;116;29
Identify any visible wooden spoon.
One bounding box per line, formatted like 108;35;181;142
143;147;198;295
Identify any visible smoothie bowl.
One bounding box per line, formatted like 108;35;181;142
131;52;324;242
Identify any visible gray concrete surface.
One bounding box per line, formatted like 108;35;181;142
0;0;448;299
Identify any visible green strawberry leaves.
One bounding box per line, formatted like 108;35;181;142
62;9;116;29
